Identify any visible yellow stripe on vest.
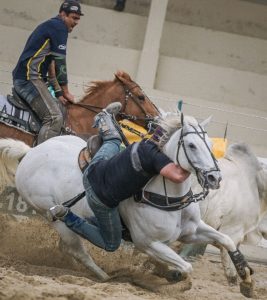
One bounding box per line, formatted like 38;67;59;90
26;39;50;80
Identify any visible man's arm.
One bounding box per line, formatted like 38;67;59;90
160;162;190;183
53;55;75;104
48;60;63;97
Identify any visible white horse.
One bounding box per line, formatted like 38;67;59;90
180;143;267;286
0;113;254;297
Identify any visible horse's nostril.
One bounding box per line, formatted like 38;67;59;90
207;174;221;189
208;175;216;183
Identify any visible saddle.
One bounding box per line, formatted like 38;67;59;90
6;88;41;133
78;135;103;172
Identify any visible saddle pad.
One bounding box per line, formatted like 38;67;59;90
119;119;151;143
0;95;31;131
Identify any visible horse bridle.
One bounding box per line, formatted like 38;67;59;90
69;80;159;131
176;114;220;193
140;114;221;211
117;82;159;129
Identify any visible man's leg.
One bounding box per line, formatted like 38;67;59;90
31;80;63;144
89;102;122;165
47;186;121;251
14;79;63;144
48;102;123;251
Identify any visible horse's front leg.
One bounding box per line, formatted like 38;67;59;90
179;220;255;298
138;240;193;283
218;226;248;285
220;247;239;285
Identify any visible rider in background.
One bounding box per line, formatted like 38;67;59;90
12;1;83;144
48;102;190;252
113;0;127;12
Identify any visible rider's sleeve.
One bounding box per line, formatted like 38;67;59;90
49;19;68;86
140;140;173;174
152;149;173;173
54;55;68;86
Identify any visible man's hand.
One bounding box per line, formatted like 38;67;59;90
58;95;69;105
59;84;75;105
160;163;190;183
63;91;75;103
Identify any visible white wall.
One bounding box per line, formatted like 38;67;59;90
0;0;266;156
84;0;267;39
156;56;267;112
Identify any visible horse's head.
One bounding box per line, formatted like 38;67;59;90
161;113;221;190
114;71;160;129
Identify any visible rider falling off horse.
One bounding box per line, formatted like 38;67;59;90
48;102;190;252
12;1;83;144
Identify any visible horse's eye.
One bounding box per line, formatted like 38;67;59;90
189;143;196;150
138;95;145;101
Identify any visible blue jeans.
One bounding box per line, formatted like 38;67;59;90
63;139;122;251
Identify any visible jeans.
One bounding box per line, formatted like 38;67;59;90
63;139;122;251
13;79;63;144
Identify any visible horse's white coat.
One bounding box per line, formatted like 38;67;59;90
0;116;252;289
193;143;267;282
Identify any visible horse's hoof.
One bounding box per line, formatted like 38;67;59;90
98;274;111;282
240;280;257;298
227;275;238;286
166;270;186;283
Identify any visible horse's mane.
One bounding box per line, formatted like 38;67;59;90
225;143;263;184
157;112;198;136
257;163;267;205
80;71;133;101
225;143;260;167
157;112;181;135
82;80;114;99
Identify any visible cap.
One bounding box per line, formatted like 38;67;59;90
59;1;84;16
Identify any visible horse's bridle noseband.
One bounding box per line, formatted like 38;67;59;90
117;81;159;130
177;124;220;187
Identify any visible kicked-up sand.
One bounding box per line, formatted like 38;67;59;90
0;213;267;300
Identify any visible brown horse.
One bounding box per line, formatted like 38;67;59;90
0;71;160;146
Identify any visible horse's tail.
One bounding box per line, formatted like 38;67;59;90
0;138;31;193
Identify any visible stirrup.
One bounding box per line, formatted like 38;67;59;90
46;205;69;222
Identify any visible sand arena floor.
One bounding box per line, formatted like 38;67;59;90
0;214;267;300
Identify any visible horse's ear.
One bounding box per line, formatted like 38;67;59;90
200;116;212;128
114;73;120;81
114;70;131;83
